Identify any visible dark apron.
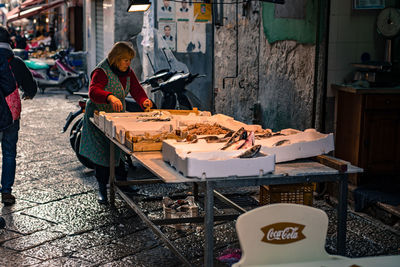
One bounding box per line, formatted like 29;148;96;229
79;59;130;167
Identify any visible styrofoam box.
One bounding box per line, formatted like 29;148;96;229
162;139;275;178
257;129;334;163
162;128;334;178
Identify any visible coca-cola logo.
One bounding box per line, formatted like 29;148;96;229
261;222;306;244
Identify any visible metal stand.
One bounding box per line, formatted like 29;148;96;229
109;141;115;206
92;119;361;266
337;173;348;255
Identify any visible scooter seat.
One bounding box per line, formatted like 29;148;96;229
24;60;49;70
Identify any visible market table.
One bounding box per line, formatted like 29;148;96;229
91;119;363;266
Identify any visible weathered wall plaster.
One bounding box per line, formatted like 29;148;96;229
258;40;315;131
214;2;320;132
114;0;144;76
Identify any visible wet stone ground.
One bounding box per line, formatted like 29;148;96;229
0;91;399;266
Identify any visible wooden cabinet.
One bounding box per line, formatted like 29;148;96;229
333;85;400;186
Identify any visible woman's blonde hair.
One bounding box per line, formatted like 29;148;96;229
107;41;136;66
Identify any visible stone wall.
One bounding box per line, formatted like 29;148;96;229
214;3;259;124
214;2;322;132
258;40;315;131
114;0;144;76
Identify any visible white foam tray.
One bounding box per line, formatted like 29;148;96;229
162;140;275;178
162;128;334;178
256;129;334;163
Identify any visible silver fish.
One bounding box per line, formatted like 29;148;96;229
223;131;234;138
139;117;171;122
256;130;273;139
224;139;246;151
272;139;291;147
221;127;246;150
236;144;262;158
241;131;255;149
198;136;220;143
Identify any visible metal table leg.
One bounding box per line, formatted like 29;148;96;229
117;187;192;266
109;141;116;206
193;182;199;201
337;173;348;256
204;181;215;267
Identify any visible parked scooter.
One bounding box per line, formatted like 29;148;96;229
64;71;201;168
139;47;203;109
136;30;204;110
65;30;204;168
63;92;144;169
64;70;201;168
24;50;88;94
144;70;204;109
63;93;93;169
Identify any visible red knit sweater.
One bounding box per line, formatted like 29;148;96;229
89;68;148;108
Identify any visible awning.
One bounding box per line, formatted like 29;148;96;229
6;0;44;19
21;0;45;9
7;0;66;24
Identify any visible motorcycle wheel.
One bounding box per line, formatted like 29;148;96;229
69;118;82;150
161;94;176;109
177;93;192;110
74;131;95;169
65;79;81;94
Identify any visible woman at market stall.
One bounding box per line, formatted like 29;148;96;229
79;41;153;204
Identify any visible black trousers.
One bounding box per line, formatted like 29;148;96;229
94;161;127;185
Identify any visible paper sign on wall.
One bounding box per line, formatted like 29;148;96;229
158;0;175;21
158;22;177;51
177;22;206;53
176;0;193;21
194;2;212;22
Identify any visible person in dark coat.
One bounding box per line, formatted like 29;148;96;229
15;31;27;50
49;28;57;52
0;26;37;205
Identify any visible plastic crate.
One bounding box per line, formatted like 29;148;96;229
259;183;314;206
162;196;198;230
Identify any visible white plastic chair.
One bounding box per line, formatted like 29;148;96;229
233;203;342;266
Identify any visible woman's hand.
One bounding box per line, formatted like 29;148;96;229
143;99;153;109
107;94;123;112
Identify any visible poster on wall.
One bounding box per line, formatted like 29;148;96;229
177;22;206;53
176;0;193;21
158;0;175;21
159;22;176;51
194;1;212;22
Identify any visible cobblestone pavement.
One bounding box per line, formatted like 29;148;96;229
0;91;399;266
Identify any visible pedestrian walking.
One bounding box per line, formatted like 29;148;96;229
79;41;152;204
15;30;27;50
0;26;37;205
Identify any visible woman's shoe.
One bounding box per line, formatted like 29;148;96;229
1;193;16;206
98;183;108;204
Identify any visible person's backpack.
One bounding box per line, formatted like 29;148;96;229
0;56;15;97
